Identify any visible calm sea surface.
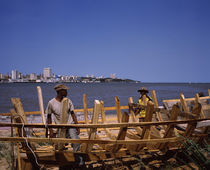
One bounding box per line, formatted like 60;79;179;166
0;82;209;114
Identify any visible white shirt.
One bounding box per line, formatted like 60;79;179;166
45;98;74;124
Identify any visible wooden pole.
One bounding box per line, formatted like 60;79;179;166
115;96;121;123
83;94;89;124
58;98;69;150
85;100;101;152
180;93;190;119
159;104;180;150
37;86;46;124
151;90;166;130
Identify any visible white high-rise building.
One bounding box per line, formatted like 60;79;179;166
11;70;18;80
43;68;51;79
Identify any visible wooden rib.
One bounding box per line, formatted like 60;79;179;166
159;104;180;150
10;100;40;169
0;136;183;145
100;101;116;140
195;93;205;118
136;101;154;151
151;90;166;130
83;94;89;124
85;100;101;152
128;97;142;135
183;103;202;138
180;93;190;119
163;96;210;103
105;112;129;152
115;96;122;123
208;89;210;96
11;98;27;123
58;98;69;150
10;109;22;170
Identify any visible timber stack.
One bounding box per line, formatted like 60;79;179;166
0;89;210;169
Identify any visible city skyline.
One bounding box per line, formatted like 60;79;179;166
1;0;210;83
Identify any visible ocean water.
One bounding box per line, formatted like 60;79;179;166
0;82;209;114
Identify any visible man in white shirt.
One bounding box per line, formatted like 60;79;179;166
45;84;80;151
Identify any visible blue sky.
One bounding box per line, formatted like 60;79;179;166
0;0;210;82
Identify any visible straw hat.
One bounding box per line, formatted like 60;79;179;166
54;84;69;91
137;87;149;93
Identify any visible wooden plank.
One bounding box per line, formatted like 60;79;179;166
83;94;89;124
183;102;202;138
37;86;46;124
163;96;210;103
106;112;129;152
11;98;27;123
195;93;205;118
1;118;210;129
128;97;142;135
85;100;101;152
151;90;166;130
100;101;116;140
115;96;122;123
180;93;190;119
159;104;180;150
208;89;210;96
58;98;69;150
10;101;41;169
136;101;154;151
0;136;183;145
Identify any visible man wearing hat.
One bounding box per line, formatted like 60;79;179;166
136;87;152;118
45;84;80;151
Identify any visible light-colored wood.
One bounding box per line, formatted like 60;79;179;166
208;89;210;96
195;93;205;118
100;101;116;140
58;98;69;150
0;136;183;145
115;96;122;123
83;94;89;124
128;97;142;135
10;109;22;170
137;101;154;151
11;98;27;123
183;103;202;138
159;104;180;150
106;112;129;152
1;118;209;129
151;90;166;130
163;96;210;103
180;93;190;119
37;86;46;124
85;100;101;152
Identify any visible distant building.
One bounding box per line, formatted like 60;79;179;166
11;70;18;80
110;73;116;79
43;68;51;79
30;73;37;81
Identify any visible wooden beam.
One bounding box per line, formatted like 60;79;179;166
151;90;166;130
37;86;46;124
11;98;27;123
85;100;101;152
83;94;89;124
159;104;180;150
0;118;209;128
128;96;143;151
136;101;154;151
163;96;210;103
58;98;69;150
0;136;183;145
195;93;205;118
100;101;116;140
115;96;122;123
105;112;129;152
